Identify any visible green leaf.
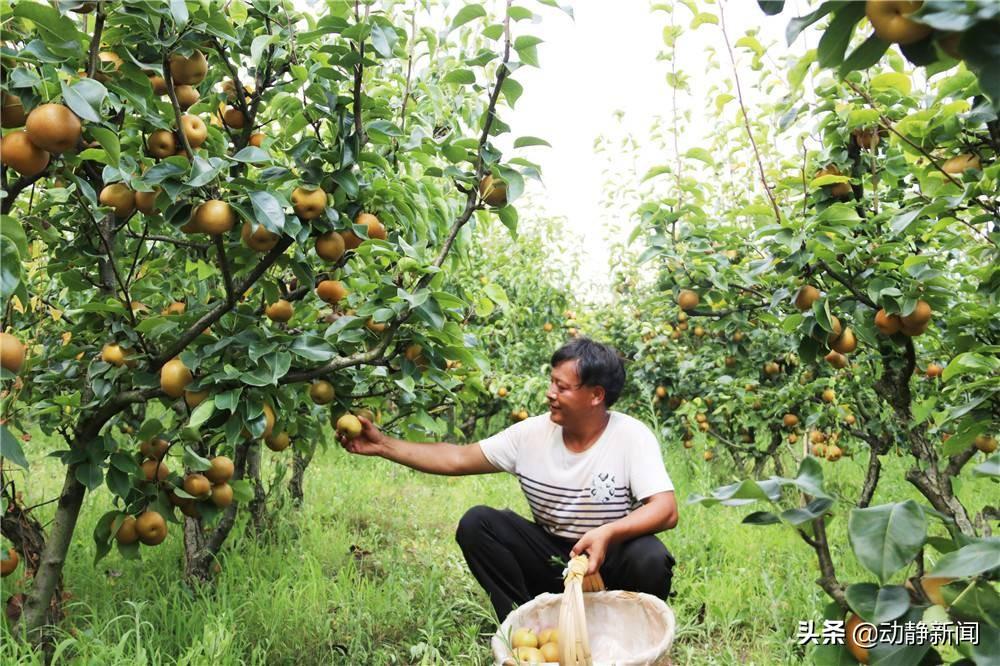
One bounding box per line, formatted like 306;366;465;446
13;3;84;58
117;540;141;560
188;400;216;429
105;467;131;500
75;460;104;491
369;22;398;59
757;1;785;16
513;136;551;149
0;426;29;469
866;608;932;664
330;169;359;198
949;580;1000;630
817;202;860;225
685;147;715;166
839;34;889;76
0;237;22;302
451;4;486;30
443;69;476;85
514;36;541;67
942;352;1000;382
182;445;212;472
289;335;336;362
786;1;841;46
845;583;910;623
642;166;673;182
0;216;29;259
187;156;227;188
780;497;834;525
690;12;719;28
61;78;107;123
961;21;1000;111
870;72;912;95
848;501;927;583
231;147;270;163
784;456;830;498
742;511;781;525
89;127;120;167
810;643;856;666
495;165;524;202
929;541;1000;578
501;78;523;107
250;34;277;67
137;419;164;443
168;0;188;25
248;191;285;233
816;3;865;68
93;510;118;565
687;478;782;507
230;479;253;502
483;283;509;307
973;453;1000;478
888;207;924;236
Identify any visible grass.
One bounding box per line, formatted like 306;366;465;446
1;425;993;664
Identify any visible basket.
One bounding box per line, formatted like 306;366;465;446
492;555;676;665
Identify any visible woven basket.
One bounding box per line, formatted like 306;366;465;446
492;555;675;665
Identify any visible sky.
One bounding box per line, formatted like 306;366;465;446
499;0;798;300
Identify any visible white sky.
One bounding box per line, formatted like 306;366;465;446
499;0;799;300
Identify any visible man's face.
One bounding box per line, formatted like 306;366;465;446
546;360;604;425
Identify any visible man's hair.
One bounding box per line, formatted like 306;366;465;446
550;337;626;407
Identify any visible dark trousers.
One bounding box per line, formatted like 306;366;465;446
455;505;675;622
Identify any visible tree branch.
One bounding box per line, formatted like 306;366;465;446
684;302;768;318
125;220;149;289
213;235;236;304
1;172;47;215
809;516;848;611
123;232;208;249
816;259;877;308
719;2;781;225
352;1;367;147
75;192;153;357
858;448;882;509
151;236;294;370
86;4;106;80
162;52;193;159
944;446;979;479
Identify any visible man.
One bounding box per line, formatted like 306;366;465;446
339;337;678;621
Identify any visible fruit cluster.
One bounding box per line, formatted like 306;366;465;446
510;625;560;664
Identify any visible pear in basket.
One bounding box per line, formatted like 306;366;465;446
538;627;558;644
539;641;560;662
512;627;539;649
515;646;544;663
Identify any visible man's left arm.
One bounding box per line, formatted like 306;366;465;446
570;491;678;574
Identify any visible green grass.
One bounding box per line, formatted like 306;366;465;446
1;428;992;665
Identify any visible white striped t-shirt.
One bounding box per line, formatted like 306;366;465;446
478;412;674;539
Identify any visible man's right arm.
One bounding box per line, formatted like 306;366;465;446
339;416;499;476
379;437;498;476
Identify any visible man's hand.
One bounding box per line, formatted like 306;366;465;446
570;524;615;575
337;415;386;456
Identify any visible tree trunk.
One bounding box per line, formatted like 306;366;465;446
246;443;267;535
289;446;314;507
753;430;784;478
873;340;977;537
12;467;85;642
183;441;251;582
182;517;207;580
0;481;63;632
